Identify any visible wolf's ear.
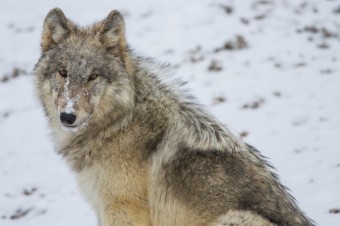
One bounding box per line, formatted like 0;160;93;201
41;8;70;52
100;10;133;74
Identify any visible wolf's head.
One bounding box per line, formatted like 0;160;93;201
34;8;135;132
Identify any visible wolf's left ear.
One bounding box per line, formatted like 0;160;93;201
100;10;133;74
41;8;70;52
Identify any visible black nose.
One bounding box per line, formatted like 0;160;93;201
60;112;76;125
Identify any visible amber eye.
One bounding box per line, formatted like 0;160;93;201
88;73;98;81
58;68;67;78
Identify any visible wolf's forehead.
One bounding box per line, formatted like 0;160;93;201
64;42;99;59
68;59;92;78
63;36;103;56
62;43;102;73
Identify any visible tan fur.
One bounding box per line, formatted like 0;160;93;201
34;8;315;226
77;161;151;225
214;211;275;226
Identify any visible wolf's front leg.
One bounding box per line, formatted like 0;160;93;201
101;202;152;226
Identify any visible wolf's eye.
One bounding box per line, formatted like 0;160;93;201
88;73;98;81
58;68;68;78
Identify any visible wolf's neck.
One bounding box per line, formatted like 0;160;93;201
132;60;252;156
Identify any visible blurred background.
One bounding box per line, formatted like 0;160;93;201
0;0;339;225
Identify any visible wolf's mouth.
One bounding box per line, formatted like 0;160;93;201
61;122;87;133
61;123;79;131
63;124;77;128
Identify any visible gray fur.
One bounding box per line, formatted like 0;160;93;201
34;8;315;226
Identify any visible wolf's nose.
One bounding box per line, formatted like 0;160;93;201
60;112;77;125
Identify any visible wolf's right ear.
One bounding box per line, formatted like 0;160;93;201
41;8;70;52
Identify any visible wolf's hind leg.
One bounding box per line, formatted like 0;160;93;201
214;210;276;226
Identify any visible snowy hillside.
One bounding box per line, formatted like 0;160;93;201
0;0;339;225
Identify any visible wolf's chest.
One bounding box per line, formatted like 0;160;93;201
75;156;149;212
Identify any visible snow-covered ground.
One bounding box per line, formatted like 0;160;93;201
0;0;339;225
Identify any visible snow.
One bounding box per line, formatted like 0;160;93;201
63;79;74;113
1;0;339;225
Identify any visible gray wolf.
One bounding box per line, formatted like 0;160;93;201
34;8;315;226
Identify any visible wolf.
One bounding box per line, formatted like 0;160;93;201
34;8;315;226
